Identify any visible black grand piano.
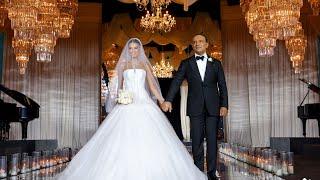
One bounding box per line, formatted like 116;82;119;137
0;84;40;140
297;79;320;137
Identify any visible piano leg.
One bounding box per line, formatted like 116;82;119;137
21;122;29;140
301;118;307;137
318;119;320;137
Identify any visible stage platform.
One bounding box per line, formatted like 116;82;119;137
270;137;320;156
0;139;58;155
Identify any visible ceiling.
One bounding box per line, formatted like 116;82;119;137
79;0;240;51
79;0;240;24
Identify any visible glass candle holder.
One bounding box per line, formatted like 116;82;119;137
40;151;47;168
32;151;41;170
20;156;30;174
0;156;7;178
287;152;294;174
272;155;282;176
280;152;288;175
9;156;19;176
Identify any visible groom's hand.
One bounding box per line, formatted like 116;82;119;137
220;107;228;117
160;102;167;112
161;101;172;112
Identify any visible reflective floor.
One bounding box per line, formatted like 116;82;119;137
1;152;288;180
217;153;284;180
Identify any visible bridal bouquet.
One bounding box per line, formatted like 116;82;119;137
116;89;133;105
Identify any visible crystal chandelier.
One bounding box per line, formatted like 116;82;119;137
152;54;174;78
134;0;171;10
241;0;303;57
3;0;77;74
308;0;320;16
6;0;39;74
57;0;78;38
140;7;176;33
34;0;60;63
285;26;307;73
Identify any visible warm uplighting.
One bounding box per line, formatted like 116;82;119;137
208;43;222;61
104;44;121;69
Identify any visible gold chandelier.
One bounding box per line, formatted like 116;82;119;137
152;53;174;78
6;0;39;74
241;0;303;57
57;0;78;38
241;0;306;73
134;0;171;10
34;0;60;63
285;26;307;73
308;0;320;16
3;0;78;74
140;7;176;33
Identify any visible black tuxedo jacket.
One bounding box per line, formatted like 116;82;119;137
166;56;228;116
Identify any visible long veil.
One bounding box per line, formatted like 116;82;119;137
105;38;164;112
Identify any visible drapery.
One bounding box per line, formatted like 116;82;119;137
1;3;102;148
102;12;221;69
221;7;319;147
180;80;191;141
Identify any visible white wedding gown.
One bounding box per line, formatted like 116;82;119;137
57;69;207;180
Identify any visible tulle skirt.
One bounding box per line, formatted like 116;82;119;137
57;101;207;180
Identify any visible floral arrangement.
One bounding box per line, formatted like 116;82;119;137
116;89;133;104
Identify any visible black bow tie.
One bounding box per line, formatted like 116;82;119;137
196;56;204;61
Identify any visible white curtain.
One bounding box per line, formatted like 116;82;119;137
222;15;319;147
180;80;191;141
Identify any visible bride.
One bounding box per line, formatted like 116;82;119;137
57;38;207;180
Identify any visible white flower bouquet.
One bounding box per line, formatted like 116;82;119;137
116;89;133;105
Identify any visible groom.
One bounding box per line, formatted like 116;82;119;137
161;34;228;180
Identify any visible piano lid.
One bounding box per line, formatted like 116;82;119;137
0;84;40;108
299;78;320;95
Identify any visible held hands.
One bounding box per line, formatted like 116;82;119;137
220;107;228;117
160;101;227;115
160;101;172;112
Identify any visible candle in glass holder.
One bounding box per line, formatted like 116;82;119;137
272;155;282;176
20;156;30;174
280;152;288;175
32;151;41;170
287;152;294;174
281;162;288;175
31;156;37;171
0;156;7;178
9;156;18;176
20;162;26;174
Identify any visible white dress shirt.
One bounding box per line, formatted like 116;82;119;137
195;53;208;81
